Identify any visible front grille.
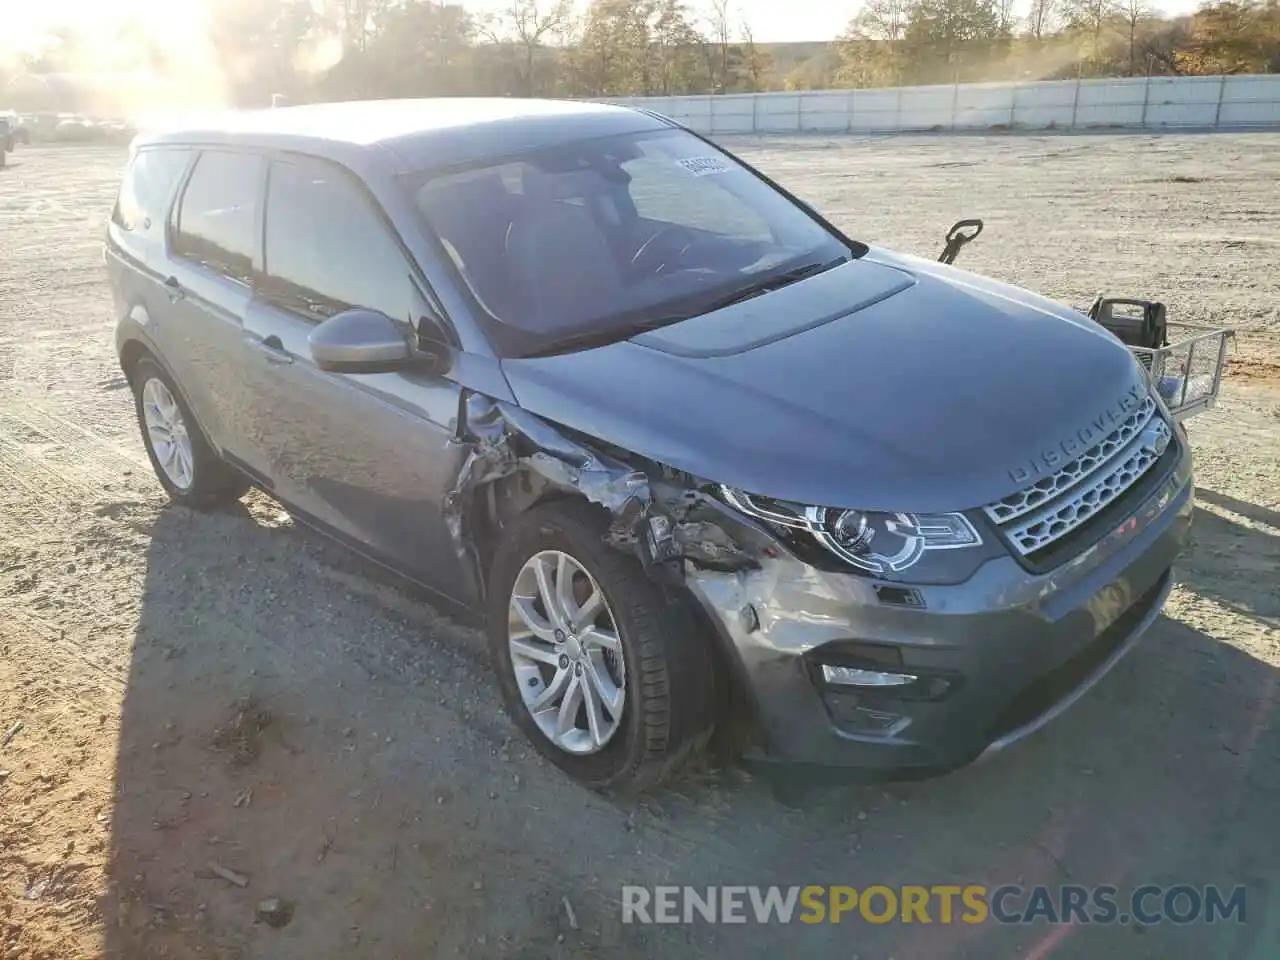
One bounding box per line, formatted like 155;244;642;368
984;394;1172;559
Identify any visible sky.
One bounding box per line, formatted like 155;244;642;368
4;0;1207;54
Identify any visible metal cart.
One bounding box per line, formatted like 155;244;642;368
1128;322;1235;422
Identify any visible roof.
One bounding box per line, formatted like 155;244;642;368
136;97;669;174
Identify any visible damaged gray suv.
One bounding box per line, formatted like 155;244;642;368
108;99;1198;791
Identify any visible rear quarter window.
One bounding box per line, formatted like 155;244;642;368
112;148;193;233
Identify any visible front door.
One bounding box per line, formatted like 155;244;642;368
239;155;474;602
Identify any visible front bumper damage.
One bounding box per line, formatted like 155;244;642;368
682;467;1191;782
447;391;1194;782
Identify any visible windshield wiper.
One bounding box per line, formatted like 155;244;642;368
517;255;850;359
517;315;690;358
688;255;850;315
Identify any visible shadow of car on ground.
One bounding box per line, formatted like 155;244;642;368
100;483;1279;959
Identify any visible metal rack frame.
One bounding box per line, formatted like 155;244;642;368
1128;323;1235;421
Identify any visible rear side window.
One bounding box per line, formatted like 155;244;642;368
171;150;263;284
112;148;192;232
261;157;412;323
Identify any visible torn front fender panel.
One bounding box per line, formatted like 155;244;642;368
457;392;651;510
444;392;662;597
444;391;771;597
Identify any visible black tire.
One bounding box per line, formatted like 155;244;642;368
487;499;719;792
131;356;249;507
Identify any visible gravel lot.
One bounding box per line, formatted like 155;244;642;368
1;133;1278;960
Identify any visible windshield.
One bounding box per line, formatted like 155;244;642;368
409;127;856;356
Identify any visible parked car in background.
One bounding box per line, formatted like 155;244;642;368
98;118;136;143
27;113;61;141
106;99;1207;793
55;114;95;141
1;110;29;146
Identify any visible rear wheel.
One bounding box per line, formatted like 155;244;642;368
487;499;719;791
131;357;248;507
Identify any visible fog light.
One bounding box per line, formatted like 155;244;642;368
822;693;909;736
821;664;919;688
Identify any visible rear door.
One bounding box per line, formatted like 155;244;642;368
160;149;266;465
239;154;473;601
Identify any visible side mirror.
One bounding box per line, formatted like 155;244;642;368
309;309;411;374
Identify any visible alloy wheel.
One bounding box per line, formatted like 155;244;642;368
507;549;626;755
141;377;194;491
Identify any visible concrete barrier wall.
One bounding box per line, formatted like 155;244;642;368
599;74;1280;134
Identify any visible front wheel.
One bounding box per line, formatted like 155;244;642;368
487;500;719;791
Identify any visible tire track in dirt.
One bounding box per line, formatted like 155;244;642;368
0;387;501;736
0;391;149;477
0;380;504;727
1;609;127;692
0;396;147;504
0;390;288;674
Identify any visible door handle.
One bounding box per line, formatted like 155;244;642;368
163;276;184;302
246;334;294;365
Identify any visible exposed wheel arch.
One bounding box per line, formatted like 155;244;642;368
486;497;721;790
119;338;224;462
119;338;155;387
129;356;249;507
469;468;583;585
465;469;764;759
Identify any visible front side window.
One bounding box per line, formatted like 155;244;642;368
171;150;262;284
408;127;854;355
113;147;192;233
261;156;412;323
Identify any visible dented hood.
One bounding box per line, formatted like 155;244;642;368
500;248;1146;514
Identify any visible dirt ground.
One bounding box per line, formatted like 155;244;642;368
1;133;1278;960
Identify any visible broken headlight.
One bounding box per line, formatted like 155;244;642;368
719;486;997;584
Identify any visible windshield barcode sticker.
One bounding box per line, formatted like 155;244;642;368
677;156;733;177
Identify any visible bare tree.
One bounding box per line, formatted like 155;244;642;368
706;0;733;92
740;15;773;91
849;0;914;41
551;6;587;95
997;0;1018;35
1120;0;1155;74
651;0;709;95
1026;0;1058;39
1063;0;1119;52
836;0;918;87
481;0;572;95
